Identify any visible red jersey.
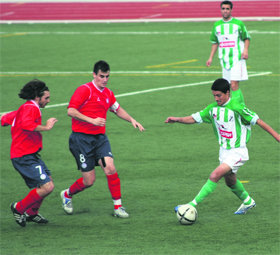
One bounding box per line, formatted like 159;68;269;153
1;101;42;158
68;81;119;135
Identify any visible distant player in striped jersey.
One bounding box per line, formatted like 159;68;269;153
165;78;279;215
206;1;250;94
1;80;58;227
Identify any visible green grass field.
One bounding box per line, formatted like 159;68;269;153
0;21;279;255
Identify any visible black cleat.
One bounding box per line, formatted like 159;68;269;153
26;213;49;224
10;203;26;227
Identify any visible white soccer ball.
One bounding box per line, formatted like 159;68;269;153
176;204;198;225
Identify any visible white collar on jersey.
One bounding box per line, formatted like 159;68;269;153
92;80;105;93
29;100;41;114
30;100;40;109
222;98;231;106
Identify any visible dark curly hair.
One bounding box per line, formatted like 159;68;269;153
18;79;49;100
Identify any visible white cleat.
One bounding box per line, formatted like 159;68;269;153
60;190;73;215
114;207;129;218
234;199;256;215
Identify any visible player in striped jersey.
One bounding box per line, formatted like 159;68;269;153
165;78;279;215
206;1;250;93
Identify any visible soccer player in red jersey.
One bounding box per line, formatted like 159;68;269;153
1;80;57;227
61;60;145;218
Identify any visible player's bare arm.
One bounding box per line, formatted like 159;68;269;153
256;119;280;142
206;43;218;67
165;116;196;124
115;106;145;132
68;107;106;127
34;118;58;131
241;39;250;59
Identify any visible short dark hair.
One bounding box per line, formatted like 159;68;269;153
220;1;233;9
211;78;230;94
18;79;49;100
93;60;110;74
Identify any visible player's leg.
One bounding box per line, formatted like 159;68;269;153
175;163;231;212
61;170;94;215
229;60;248;93
99;156;129;218
61;132;96;214
11;155;53;226
25;180;54;224
190;163;231;206
225;174;255;214
230;80;240;91
223;147;255;214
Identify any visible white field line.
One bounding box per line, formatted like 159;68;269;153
0;31;279;35
0;71;272;115
0;71;268;75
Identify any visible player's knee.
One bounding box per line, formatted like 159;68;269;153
209;172;222;182
104;165;116;175
83;176;96;187
230;81;239;91
38;181;54;197
46;181;55;193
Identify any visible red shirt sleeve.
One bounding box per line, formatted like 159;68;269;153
68;85;90;109
1;111;17;126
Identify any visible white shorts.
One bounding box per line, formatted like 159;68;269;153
222;59;248;83
219;147;249;173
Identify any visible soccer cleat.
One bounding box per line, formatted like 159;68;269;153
10;203;26;227
114;207;129;218
25;213;49;224
60;190;73;215
234;199;256;215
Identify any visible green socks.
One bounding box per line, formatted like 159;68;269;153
230;179;252;205
189;178;252;207
189;179;217;207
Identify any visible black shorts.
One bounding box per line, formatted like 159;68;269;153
11;153;51;189
69;132;113;172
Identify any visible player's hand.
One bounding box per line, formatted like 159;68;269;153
206;58;212;67
131;119;145;132
241;50;249;59
46;118;58;130
165;117;178;123
92;117;106;126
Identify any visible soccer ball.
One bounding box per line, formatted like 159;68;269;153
176;204;198;225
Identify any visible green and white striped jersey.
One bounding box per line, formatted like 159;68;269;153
191;91;259;149
210;18;250;70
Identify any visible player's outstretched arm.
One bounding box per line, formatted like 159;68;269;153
115;106;145;132
165;116;196;124
1;111;17;126
257;119;280;142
